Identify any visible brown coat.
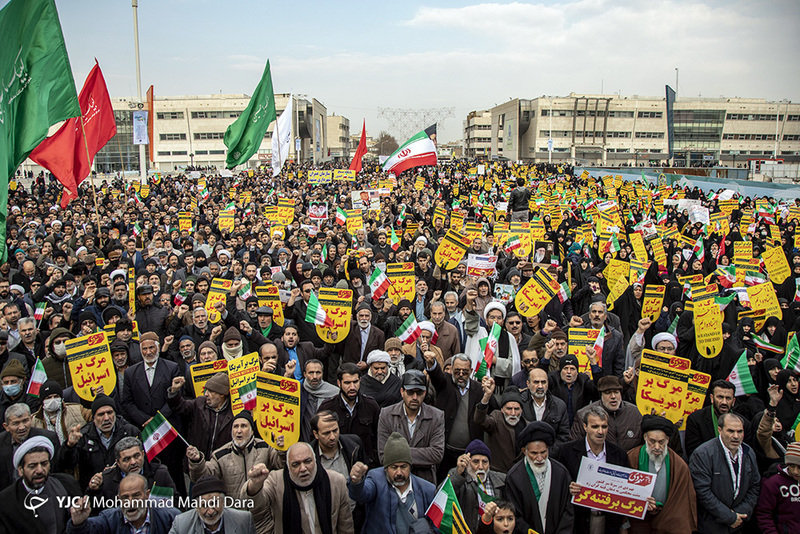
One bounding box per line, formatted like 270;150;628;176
241;467;354;534
432;320;461;360
626;446;697;534
473;401;521;473
31;402;89;442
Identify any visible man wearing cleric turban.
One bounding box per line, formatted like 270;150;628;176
503;421;573;534
626;415;697;534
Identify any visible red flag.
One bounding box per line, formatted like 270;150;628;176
349;120;367;173
29;61;117;208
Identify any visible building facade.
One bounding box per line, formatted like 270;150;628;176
478;94;800;167
93;93;331;173
326;115;350;161
463;110;492;158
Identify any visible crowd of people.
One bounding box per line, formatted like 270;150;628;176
0;159;799;534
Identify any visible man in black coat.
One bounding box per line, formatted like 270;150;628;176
0;436;80;534
685;379;751;459
425;352;492;481
285;279;325;347
133;285;169;341
547;354;603;427
318;362;381;467
553;404;628;534
505;421;574;534
58;394;140;491
273;323;332;381
359;350;402;408
520;367;571;444
0;403;60;489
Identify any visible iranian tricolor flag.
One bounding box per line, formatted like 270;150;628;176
26;358;47;397
667;314;680;335
382;125;438;176
782;334;800;372
141;412;179;461
726;350;758;396
397;205;407;223
33;302;47;322
225;201;235;211
602;234;621;255
753;333;784;354
475;484;497;515
336;207;347;226
239;381;257;411
556;282;571;304
173;289;188;307
745;270;767;286
593;326;606;366
238;280;253;300
149;483;174;506
656;211;667;225
132;222;142;237
475;322;502;380
505;235;521;254
369;268;390;300
795;277;800;302
200;187;210;202
425;476;470;534
693;237;705;262
714;266;737;288
305;292;334;328
321;244;328;264
395;313;422;344
390;227;401;251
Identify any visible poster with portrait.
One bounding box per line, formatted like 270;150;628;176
532;240;554;265
309;202;328;221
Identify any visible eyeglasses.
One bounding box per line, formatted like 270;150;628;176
452;369;470;376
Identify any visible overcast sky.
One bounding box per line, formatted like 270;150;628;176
5;0;800;143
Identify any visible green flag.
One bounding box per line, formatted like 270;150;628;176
0;0;80;262
224;60;276;169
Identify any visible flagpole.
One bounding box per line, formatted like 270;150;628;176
80;117;104;239
156;411;191;447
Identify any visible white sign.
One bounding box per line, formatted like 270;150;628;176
688;205;710;226
466;254;498;278
477;164;485;176
571;457;656;520
132;111;148;145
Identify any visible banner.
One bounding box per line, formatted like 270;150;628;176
205;278;232;322
189;359;229;397
178;211;192;233
315;288;353;343
255;372;301;451
568;327;601;377
514;266;560;317
572;457;656;520
762;246;790;284
607;274;630;311
508;222;532;258
346;209;363;235
228;352;260;414
636;349;710;430
218;212;234;233
386;262;415;304
276;198;295;225
493;284;515;304
747;282;781;321
466;254;498;278
128;267;136;313
694;299;723;358
309;201;328;220
734;242;752;264
334;169;356;181
255;285;284;326
132;110;148;145
66;332;116;401
434;230;470;270
605;259;630;287
641;285;665;321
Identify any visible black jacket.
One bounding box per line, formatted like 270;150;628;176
0;427;60;489
90;457;176;505
134;302;169;341
0;474;80;534
519;390;571;444
318;392;381;467
427;361;490;447
685;405;753;460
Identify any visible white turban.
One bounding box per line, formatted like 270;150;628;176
484;301;507;321
366;350;391;366
652;332;678;350
418;321;436;335
13;436;54;468
110;269;126;281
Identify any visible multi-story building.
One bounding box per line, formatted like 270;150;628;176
463;110;492;158
478;93;800;167
92;93;331;172
326;114;350;162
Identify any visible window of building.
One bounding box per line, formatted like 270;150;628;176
190;111;241;119
194;150;208;155
787;115;800;121
725;113;783;121
722;133;777;141
156;112;184;120
635;132;665;139
637;111;663;119
209;150;225;155
193;132;225;140
157;151;171;156
159;133;186;141
172;151;187;155
607;111;635;118
783;134;800;141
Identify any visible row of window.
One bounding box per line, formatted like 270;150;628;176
634;132;665;139
538;130;633;138
726;114;800;121
159;133;226;141
722;133;777;140
540;110;662;118
156;150;226;156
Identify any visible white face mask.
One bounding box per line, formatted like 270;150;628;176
53;342;67;357
44;398;61;413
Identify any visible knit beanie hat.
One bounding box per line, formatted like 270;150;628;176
198;340;219;357
1;359;26;380
465;439;491;461
785;442;800;466
204;372;229;395
382;432;412;467
39;380;63;400
91;394;116;417
192;475;226;498
222;327;241;344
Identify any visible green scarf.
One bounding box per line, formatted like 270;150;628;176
524;459;542;500
711;408;719;437
260;323;272;338
638;445;670;507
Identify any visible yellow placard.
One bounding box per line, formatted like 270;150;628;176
276;198;295;226
66;332;116;401
450;211;465;231
189;360;229;397
567;327;600;378
641;285;665;321
607;274;630;311
434;230;470;271
514;267;561;317
228;352;260;414
762;246;790;284
747;282;781;321
508;222;532;258
333;169;356;181
139;184;150;198
346;209;363;235
178;211;192;233
205;278;232;323
128;268;136;313
255;285;284;327
629;232;648;262
636;350;710;430
694;299;723;358
218;212;234;233
255;372;301;451
315;288;353;343
605;259;630;287
734;242;752;263
386;262;415;305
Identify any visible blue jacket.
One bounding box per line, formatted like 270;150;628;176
67;505;180;534
349;468;436;534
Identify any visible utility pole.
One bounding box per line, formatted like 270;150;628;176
132;1;146;183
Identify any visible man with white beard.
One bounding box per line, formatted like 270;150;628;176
474;377;525;473
504;421;573;534
627;415;698;534
67;473;180;534
449;439;507;532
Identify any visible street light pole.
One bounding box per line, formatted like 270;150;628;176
132;0;146;183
